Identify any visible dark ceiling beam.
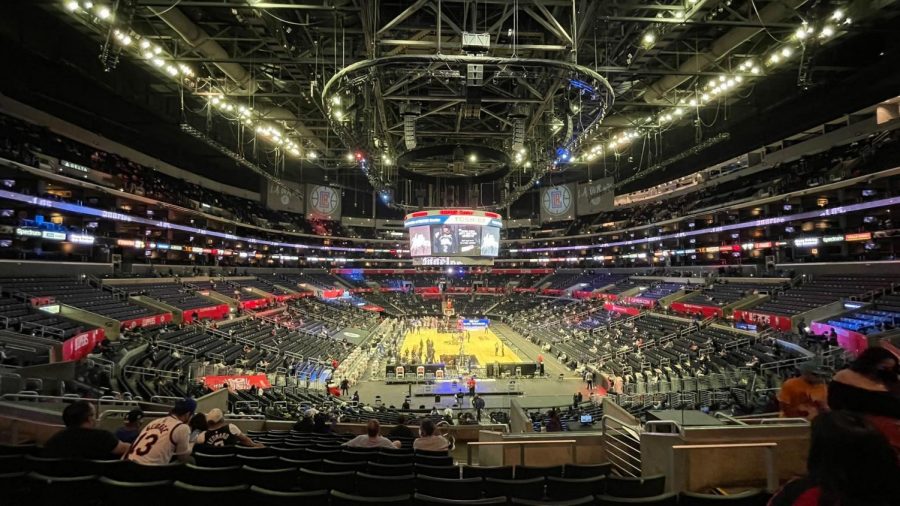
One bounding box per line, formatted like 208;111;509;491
377;39;568;50
376;0;429;36
599;16;799;29
133;1;354;10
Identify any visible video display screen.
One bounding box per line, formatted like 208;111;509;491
409;223;500;258
405;210;503;262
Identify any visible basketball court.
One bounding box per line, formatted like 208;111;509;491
399;326;522;368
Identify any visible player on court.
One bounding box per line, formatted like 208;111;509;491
125;398;196;465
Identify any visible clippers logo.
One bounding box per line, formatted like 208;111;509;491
310;186;339;215
74;334;90;351
543;186;572;215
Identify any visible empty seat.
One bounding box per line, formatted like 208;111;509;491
356;471;416;496
234;445;273;457
99;477;172;506
462;465;514;480
516;465;564;479
680;489;769;506
606;474;666;498
0;443;37;455
511;497;595;506
236;455;281;469
416;454;454;466
194;453;239;468
330;489;412;505
279;457;322;470
415;464;460;479
242;466;299;491
0;454;23;473
564;462;613;478
113;462;183;482
82;459;128;477
246;485;328;505
379;451;415;465
180;464;240;487
547;476;606;500
297;468;355;493
192;445;236;456
172;481;248;505
597;492;680;506
368;461;416;476
325;459;369;472
414;493;507;505
271;447;308;460
27;472;98;506
416;475;483;500
483;477;545;499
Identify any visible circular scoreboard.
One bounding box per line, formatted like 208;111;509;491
404;209;503;266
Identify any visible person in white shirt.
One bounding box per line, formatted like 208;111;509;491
195;408;262;447
413;419;450;452
343;419;401;449
125;398;195;465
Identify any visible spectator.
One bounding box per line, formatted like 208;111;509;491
777;364;828;420
546;410;563;432
312;412;332;434
43;400;130;459
768;411;900;506
829;347;900;453
473;394;485;421
413;419;450;452
340;378;350;396
293;414;314;433
125;398;195;465
344;420;401;449
188;413;207;445
387;415;416;439
114;408;144;444
196;408;262;447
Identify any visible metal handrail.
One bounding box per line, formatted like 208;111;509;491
601;413;642;477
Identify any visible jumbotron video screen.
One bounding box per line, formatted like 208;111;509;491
405;209;502;266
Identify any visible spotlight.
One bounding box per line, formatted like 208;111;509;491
96;5;111;19
65;1;79;11
468;153;477;163
642;32;656;46
307;151;318;160
345;153;354;162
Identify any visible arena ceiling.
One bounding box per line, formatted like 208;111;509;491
2;0;900;207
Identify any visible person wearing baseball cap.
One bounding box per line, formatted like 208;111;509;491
778;363;829;420
114;408;144;444
126;397;196;465
195;408;263;448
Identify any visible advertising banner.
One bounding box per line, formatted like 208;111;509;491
239;298;271;310
461;318;490;330
120;313;173;330
621;297;656;308
262;179;305;215
733;310;792;331
182;304;230;323
670;302;724;319
61;328;106;361
307;184;342;221
603;302;641;316
540;184;576;223
203;374;272;391
576;178;615;216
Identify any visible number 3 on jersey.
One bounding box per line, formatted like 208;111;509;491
129;433;159;456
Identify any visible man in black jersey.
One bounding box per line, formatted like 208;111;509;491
194;408;263;447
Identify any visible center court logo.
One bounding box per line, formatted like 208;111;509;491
543;185;572;215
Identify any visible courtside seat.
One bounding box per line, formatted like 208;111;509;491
246;485;328;505
483;477;545;499
547;476;607;499
462;465;514;480
680;489;770;506
564;462;613;478
606;474;666;498
415;475;483;500
414;493;507;505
